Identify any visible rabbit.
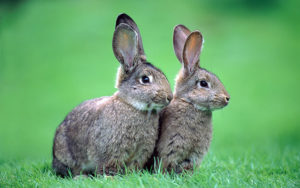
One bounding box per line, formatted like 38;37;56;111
52;13;173;177
155;25;230;173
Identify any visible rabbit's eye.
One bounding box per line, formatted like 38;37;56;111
198;80;209;88
140;75;152;84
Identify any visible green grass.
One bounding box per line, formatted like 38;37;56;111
1;146;299;187
0;0;300;187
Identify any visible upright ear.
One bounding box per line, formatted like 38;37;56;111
182;31;203;75
173;24;191;63
116;13;146;60
113;23;139;72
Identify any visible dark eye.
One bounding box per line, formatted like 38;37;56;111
140;75;151;84
199;80;209;88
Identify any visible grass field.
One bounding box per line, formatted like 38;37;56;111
0;0;299;187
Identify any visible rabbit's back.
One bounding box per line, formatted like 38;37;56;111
86;95;160;169
53;95;160;175
53;97;111;173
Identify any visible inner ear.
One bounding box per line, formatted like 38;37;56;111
113;23;139;72
182;31;203;74
173;24;191;63
116;13;146;60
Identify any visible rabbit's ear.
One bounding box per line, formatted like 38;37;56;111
113;23;139;72
116;13;146;60
182;31;203;75
173;24;191;63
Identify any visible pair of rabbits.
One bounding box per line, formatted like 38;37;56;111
52;13;230;176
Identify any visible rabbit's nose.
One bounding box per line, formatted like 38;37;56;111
167;94;173;103
153;90;172;105
224;95;230;105
220;94;230;105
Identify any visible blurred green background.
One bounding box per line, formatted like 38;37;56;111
0;0;299;166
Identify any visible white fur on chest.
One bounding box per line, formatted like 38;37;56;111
128;99;164;112
194;104;208;111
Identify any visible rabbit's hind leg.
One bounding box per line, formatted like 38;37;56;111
96;164;119;176
52;157;71;177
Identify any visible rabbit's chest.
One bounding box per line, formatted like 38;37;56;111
181;111;212;148
116;113;159;165
90;100;159;166
186;117;212;153
121;113;159;146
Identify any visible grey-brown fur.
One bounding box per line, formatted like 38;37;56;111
155;25;230;173
52;14;172;176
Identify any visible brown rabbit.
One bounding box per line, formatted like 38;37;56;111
155;25;230;173
52;14;173;176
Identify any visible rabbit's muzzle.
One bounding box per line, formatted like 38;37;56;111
152;90;173;107
219;93;230;106
210;93;230;110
